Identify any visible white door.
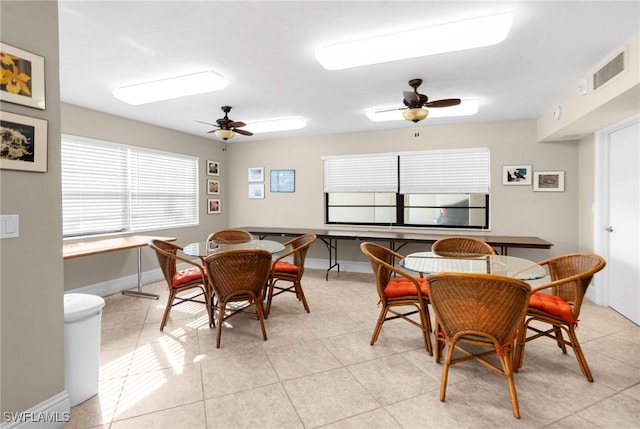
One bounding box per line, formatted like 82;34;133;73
607;117;640;324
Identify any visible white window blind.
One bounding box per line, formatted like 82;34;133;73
62;135;198;237
323;153;398;192
399;147;490;194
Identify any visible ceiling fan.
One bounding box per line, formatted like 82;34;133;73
379;78;462;123
196;106;253;141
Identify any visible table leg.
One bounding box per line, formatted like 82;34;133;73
122;247;159;299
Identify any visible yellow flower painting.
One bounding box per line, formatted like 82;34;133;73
0;52;32;96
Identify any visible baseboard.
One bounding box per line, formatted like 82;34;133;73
1;391;70;429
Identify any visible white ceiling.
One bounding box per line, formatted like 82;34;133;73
57;1;640;142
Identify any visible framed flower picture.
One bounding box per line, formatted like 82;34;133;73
207;198;220;214
207;160;219;176
0;43;46;110
207;179;220;195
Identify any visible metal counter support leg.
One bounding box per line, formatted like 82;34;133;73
319;237;340;280
122;247;160;299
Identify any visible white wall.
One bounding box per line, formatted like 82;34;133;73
227;119;580;263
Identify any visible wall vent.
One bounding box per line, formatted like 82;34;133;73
593;51;625;90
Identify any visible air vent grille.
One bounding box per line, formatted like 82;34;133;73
593;51;625;90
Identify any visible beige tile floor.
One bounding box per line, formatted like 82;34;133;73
66;269;640;429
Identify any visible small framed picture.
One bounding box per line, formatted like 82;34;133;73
248;167;264;182
248;183;264;199
0;43;46;109
207;179;220;195
503;165;532;185
207;160;220;176
207;198;220;214
534;171;565;192
0;110;48;172
270;169;295;192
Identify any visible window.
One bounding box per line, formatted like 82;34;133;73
62;135;198;238
324;148;490;229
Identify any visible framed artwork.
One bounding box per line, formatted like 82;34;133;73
0;111;48;172
270;169;295;192
534;171;565;192
502;165;532;185
248;183;264;199
0;43;46;109
248;167;264;182
207;179;220;195
207;198;220;214
207;160;220;176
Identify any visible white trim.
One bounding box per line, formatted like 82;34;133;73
66;267;168;296
0;391;70;429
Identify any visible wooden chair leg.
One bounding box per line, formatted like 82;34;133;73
440;341;455;402
568;326;593;381
370;306;388;345
255;300;268;341
215;301;225;348
294;281;310;312
501;347;521;419
160;289;176;331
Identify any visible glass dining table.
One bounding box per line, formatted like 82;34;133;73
400;252;546;281
182;239;286;259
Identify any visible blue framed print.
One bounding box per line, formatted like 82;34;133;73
270;169;295;192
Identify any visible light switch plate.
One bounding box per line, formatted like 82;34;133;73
1;215;19;238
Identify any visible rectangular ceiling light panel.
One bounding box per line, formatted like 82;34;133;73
113;71;228;105
316;13;513;70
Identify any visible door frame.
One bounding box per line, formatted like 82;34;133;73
592;113;640;305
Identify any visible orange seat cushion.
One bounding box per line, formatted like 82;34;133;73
384;277;429;298
272;260;299;274
529;292;576;323
171;266;203;288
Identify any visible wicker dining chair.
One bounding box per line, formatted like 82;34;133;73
431;236;496;257
203;248;272;348
514;252;606;382
265;234;316;317
206;228;253;245
360;242;433;355
426;272;531;419
148;239;213;331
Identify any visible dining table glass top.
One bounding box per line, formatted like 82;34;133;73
400;252;546;281
183;239;286;258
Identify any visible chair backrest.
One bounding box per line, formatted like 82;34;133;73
204;249;272;300
148;239;181;286
282;234;316;274
538;252;606;315
432;236;496;257
360;241;413;299
207;228;253;245
426;272;531;345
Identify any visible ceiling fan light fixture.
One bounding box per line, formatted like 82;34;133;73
315;12;513;70
247;117;307;134
403;108;429;123
214;129;236;141
113;70;228;105
367;99;480;122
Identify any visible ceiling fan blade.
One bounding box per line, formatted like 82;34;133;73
403;91;420;104
426;98;461;108
228;121;246;128
195;120;216;126
206;129;219;134
235;129;253;136
375;106;407;113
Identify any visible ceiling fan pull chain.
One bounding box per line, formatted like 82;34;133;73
414;123;420;137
